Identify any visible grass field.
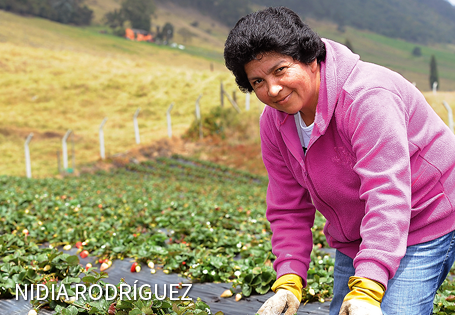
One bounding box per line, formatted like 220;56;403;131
1;7;455;178
0;10;258;178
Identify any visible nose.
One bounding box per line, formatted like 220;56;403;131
267;80;282;97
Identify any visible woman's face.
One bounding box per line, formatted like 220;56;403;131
244;52;320;123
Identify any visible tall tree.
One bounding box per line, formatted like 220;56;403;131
121;0;155;31
104;9;127;36
429;55;439;90
162;22;174;43
0;0;92;25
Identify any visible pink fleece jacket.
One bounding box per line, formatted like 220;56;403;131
260;39;455;289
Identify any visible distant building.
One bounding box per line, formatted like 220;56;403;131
125;28;153;42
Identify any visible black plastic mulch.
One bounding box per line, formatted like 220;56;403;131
0;248;330;315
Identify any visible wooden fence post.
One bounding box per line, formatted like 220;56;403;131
134;107;141;144
220;85;240;113
99;117;108;160
245;92;250;111
24;133;33;178
195;94;203;139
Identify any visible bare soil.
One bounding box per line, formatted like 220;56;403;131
76;135;267;177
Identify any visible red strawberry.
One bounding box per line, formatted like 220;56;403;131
108;302;116;315
75;241;82;249
80;250;89;259
131;262;138;272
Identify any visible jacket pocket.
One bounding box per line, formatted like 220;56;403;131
411;157;442;209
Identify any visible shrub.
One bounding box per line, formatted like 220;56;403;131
183;106;251;141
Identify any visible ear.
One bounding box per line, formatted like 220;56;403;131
310;59;319;73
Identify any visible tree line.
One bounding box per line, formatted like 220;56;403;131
0;0;93;25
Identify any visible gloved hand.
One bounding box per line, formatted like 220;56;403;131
339;276;385;315
257;274;302;315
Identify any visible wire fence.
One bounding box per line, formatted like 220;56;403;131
22;84;256;178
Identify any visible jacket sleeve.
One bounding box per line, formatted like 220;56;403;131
260;109;316;286
342;88;412;289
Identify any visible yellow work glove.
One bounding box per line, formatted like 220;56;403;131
257;274;302;315
339;276;385;315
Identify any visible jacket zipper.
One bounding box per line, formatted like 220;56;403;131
303;148;352;243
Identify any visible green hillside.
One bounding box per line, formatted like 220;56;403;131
1;6;455;179
306;18;455;91
47;0;455;91
86;0;455;91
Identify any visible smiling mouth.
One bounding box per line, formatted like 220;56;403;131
276;93;291;105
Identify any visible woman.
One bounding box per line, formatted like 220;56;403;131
224;6;455;315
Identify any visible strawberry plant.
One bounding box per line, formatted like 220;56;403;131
302;247;334;303
236;265;276;297
433;278;455;314
0;233;82;298
1;154;454;313
30;269;221;315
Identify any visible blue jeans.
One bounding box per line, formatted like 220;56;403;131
329;230;455;315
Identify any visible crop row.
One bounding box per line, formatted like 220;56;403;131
0;233;217;315
1;156;453;314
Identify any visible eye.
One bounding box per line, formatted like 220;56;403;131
252;79;263;86
276;66;285;73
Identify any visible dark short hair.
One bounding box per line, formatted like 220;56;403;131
224;6;326;93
